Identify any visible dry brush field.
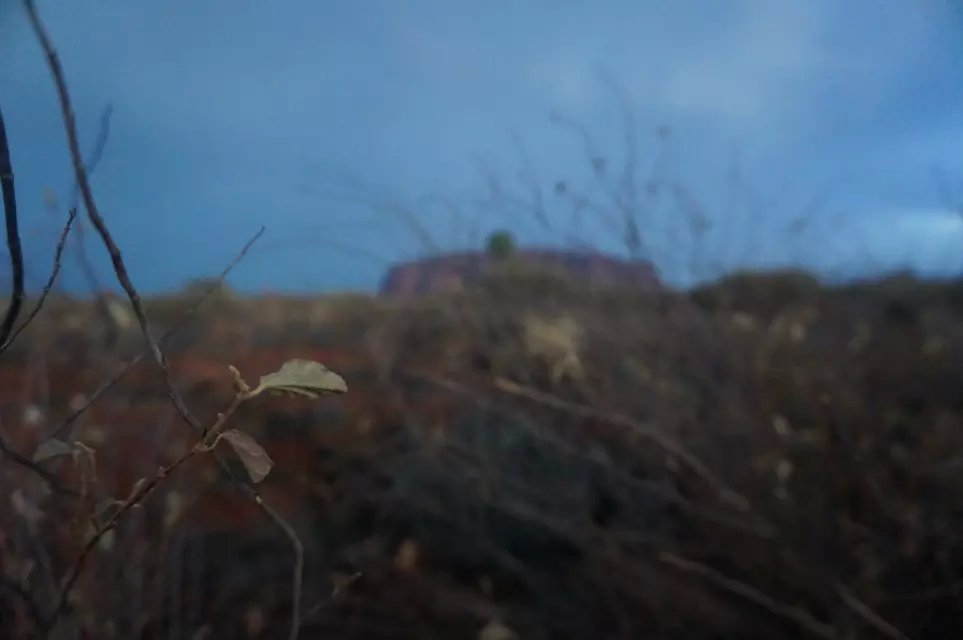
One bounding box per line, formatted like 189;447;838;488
3;268;963;639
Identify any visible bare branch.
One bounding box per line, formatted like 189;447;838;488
2;104;113;354
0;428;78;497
0;575;45;631
836;585;911;640
0;103;25;349
47;225;265;441
1;208;77;353
493;376;754;513
252;490;304;640
659;551;838;640
22;6;306;638
507;129;552;231
548;74;668;262
66;104;115;333
598;69;643;257
68;103;112;211
44;390;251;634
24;0;202;433
407;368;773;538
300;171;440;253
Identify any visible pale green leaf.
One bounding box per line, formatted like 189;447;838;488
257;359;347;399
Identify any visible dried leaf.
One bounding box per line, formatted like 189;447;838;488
479;619;516;640
72;441;98;488
219;429;274;483
72;441;96;467
32;438;73;462
393;538;419;572
164;491;184;530
98;529;115;551
257;359;347;399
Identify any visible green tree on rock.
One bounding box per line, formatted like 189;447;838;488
485;230;516;260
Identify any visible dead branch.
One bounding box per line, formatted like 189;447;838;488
46;225;264;441
253;488;304;640
44;387;252;634
0;224;264;510
2;208;78;352
547;73;671;262
408;368;773;538
493;376;754;513
0;575;45;631
658;551;838;640
0;428;77;497
23;0;201;433
23;4;306;638
836;585;911;640
300;169;440;253
0;103;25;350
67;104;117;345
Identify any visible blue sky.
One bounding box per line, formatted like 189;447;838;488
2;0;963;294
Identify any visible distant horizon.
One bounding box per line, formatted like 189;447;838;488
6;236;962;302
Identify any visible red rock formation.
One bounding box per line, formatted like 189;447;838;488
379;249;662;296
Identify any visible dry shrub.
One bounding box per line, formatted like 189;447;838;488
5;268;963;638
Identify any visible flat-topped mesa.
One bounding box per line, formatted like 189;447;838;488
378;248;662;297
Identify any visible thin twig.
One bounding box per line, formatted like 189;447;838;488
0;575;45;631
24;0;202;433
658;551;838;639
59;104;117;348
65;100;111;295
493;376;753;512
299;571;362;625
2;209;78;352
836;584;911;640
197;447;304;640
0;103;25;349
255;490;304;640
5;103;113;356
408;368;773;538
9;478;61;620
878;578;963;603
0;428;78;496
47;226;265;441
72;214;113;339
44;391;250;634
28;225;261;507
68;103;112;211
23;7;305;639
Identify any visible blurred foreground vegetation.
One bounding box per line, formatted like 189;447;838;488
3;267;963;639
